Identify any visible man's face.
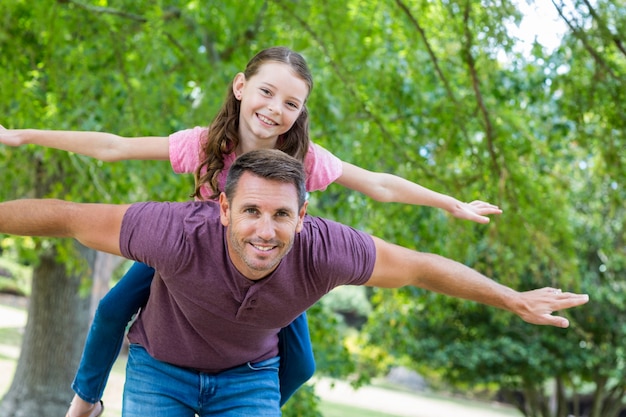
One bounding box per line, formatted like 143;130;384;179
219;171;307;280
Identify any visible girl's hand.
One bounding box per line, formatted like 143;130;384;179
449;200;502;224
0;125;23;147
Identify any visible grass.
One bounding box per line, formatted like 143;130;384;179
0;327;22;348
320;401;398;417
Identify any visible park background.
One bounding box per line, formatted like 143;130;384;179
0;0;624;416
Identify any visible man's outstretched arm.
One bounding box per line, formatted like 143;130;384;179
365;236;589;328
0;199;130;256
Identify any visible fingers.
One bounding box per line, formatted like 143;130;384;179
467;200;499;207
471;214;491;224
467;200;503;214
520;287;589;328
457;201;502;224
542;314;570;328
543;287;590;311
552;292;590;309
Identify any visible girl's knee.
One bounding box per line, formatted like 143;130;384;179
299;356;316;381
93;297;135;324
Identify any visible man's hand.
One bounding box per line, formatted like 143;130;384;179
513;287;589;328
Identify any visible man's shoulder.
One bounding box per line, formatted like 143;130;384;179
302;215;370;240
295;215;376;286
302;214;339;230
131;200;219;208
122;200;222;243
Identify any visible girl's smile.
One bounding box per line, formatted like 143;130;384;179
233;62;309;151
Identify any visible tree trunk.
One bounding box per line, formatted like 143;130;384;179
0;246;93;417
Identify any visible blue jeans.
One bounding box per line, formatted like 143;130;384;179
72;262;315;406
124;344;280;416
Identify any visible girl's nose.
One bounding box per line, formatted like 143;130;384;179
268;99;281;115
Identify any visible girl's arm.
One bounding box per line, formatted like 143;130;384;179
334;161;502;224
0;126;169;162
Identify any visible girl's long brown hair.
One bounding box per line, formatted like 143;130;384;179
193;47;313;200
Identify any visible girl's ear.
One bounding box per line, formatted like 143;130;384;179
232;72;246;100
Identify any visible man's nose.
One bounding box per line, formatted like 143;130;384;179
256;215;276;240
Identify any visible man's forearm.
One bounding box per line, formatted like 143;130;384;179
398;250;517;310
0;199;75;237
367;237;589;327
0;198;126;256
368;238;511;301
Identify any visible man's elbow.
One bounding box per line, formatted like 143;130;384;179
77;236;123;257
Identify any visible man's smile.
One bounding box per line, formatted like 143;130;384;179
251;242;276;252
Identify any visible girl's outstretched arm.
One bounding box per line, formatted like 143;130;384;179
0;125;169;162
334;161;502;224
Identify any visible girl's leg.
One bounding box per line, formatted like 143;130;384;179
70;262;154;407
277;312;316;406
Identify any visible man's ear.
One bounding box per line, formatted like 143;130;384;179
219;193;230;226
232;72;246;100
295;201;308;233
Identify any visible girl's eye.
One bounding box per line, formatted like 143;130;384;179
286;101;299;110
260;88;271;96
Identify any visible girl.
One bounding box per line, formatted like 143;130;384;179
0;47;501;417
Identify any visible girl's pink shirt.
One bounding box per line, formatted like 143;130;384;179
169;127;343;200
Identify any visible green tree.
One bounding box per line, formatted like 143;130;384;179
354;1;625;417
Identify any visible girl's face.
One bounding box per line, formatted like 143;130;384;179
233;62;309;150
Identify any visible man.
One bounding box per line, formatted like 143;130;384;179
0;149;588;416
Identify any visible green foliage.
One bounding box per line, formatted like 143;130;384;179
352;1;626;415
307;302;356;379
282;384;323;417
0;254;32;297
